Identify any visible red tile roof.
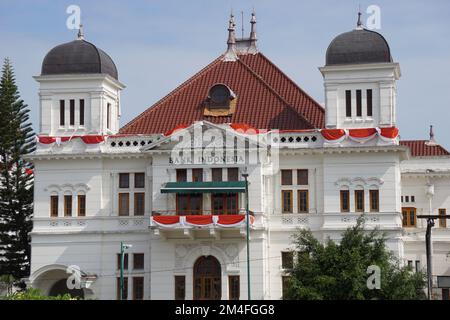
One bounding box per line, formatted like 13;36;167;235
120;53;325;134
400;140;450;157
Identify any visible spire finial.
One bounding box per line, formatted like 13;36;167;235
77;24;84;40
356;7;363;29
250;10;257;40
426;125;437;146
224;13;238;61
227;13;236;45
241;11;244;39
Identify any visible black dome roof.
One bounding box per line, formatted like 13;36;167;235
41;39;118;79
326;28;392;66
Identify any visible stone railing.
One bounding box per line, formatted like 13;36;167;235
31;216;149;233
268;213;322;230
104;135;160;153
268;212;403;231
267;131;322;149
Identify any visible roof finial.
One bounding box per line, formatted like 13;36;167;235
356;5;363;29
241;11;244;39
426;125;437;146
250;10;257;41
247;10;258;54
224;12;238;61
227;12;236;45
77;24;84;40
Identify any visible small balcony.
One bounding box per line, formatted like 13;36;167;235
150;210;262;240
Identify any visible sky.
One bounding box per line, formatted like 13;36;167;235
1;0;450;148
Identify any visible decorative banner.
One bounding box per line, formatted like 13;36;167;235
320;127;399;145
151;214;254;228
152;215;181;227
37;135;105;145
37;136;56;144
80;135;105;144
163;124;189;137
229;123;259;135
348;128;377;143
320;129;347;144
216;214;245;227
216;214;255;227
378;127;399;139
184;215;214;226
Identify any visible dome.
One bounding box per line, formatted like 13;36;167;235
326;28;392;66
41;39;118;79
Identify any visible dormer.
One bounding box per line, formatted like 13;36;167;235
204;84;237;117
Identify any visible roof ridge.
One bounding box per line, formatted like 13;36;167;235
120;55;224;132
236;57;314;128
255;52;325;114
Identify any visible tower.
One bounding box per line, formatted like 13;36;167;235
34;26;125;137
319;15;401;129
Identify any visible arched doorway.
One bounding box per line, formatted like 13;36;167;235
48;279;84;299
193;256;221;300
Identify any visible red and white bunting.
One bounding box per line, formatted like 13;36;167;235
151;215;181;227
320;127;399;144
229;123;260;135
377;127;399;143
37;135;105;145
151;214;254;228
163;124;189;137
348;128;378;143
320;129;347;144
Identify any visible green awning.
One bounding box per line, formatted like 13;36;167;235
161;181;246;194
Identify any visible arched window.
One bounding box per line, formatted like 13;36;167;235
63;191;73;217
354;186;365;212
369;186;379;212
340;186;350;213
193;256;221;300
50;192;59;217
77;191;86;217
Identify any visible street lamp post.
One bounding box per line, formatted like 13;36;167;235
120;242;132;301
242;172;250;300
417;215;450;300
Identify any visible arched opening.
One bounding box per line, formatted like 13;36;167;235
193;256;221;300
48;278;84;299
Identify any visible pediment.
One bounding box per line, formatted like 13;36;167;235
141;121;266;152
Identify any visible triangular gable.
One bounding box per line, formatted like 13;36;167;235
141;120;267;152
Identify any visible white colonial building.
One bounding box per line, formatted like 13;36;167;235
25;15;450;300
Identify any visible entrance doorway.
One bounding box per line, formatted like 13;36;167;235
193;256;221;300
48;278;84;299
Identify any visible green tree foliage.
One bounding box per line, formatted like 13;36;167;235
3;288;76;300
284;217;426;300
0;58;35;285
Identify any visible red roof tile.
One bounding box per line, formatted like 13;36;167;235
120;53;325;134
400;140;450;157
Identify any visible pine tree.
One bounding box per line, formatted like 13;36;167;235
0;58;35;285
